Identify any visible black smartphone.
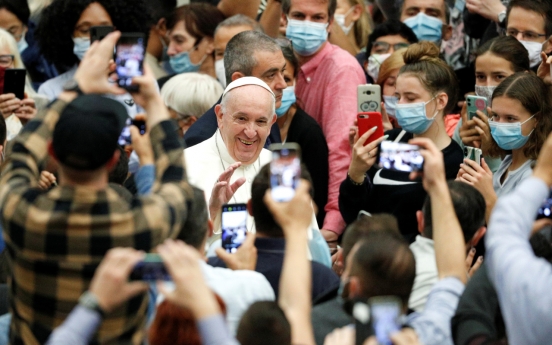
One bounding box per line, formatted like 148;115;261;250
268;143;301;202
129;254;170;281
90;25;114;43
537;190;552;219
115;33;146;92
3;68;26;100
377;140;424;172
221;203;248;253
368;296;402;345
118;118;146;146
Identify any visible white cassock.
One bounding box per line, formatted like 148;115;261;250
184;130;320;236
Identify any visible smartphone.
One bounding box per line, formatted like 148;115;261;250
537;190;552;219
377;140;424;172
118;118;146;146
130;254;170;281
353;301;373;345
90;25;114;43
221;203;248;253
464;146;482;165
369;296;402;345
3;68;26;100
358;112;384;146
357;84;381;113
466;95;487;121
268;143;301;202
115;33;146;92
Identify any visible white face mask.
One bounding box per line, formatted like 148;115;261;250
474;85;496;100
215;59;226;88
519;40;544;68
334;6;355;35
366;53;391;82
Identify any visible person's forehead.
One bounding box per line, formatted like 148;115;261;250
507;6;546;33
403;0;446;14
251;50;285;75
226;85;273;108
375;34;409;45
289;0;329;15
214;25;253;46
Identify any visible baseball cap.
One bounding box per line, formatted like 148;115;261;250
52;95;129;170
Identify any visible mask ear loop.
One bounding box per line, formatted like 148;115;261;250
425;94;440;120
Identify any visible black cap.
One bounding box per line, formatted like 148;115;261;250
53;95;129;170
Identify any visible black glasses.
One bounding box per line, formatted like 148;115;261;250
0;55;14;68
372;42;410;54
506;28;547;41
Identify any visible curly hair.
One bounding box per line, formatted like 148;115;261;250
487;72;552;160
36;0;153;72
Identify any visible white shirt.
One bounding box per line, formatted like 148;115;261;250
184;130;272;233
158;260;275;335
408;235;438;312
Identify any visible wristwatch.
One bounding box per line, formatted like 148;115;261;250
78;291;106;317
63;79;84;96
497;10;507;27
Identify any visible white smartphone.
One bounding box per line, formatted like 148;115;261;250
357;84;382;113
464;146;482;165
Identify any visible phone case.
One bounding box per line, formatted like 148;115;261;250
3;69;26;100
357;84;381;113
464;146;482;165
466;95;487;120
90;26;114;43
357;112;384;146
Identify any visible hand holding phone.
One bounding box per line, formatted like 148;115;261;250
466;95;487;121
118;117;147;146
464;146;482;165
221;203;248;253
358;112;384;146
129;254;170;281
269;143;301;202
369;296;402;345
91;26;114;43
377;141;424;172
115;33;146;92
3;68;26;100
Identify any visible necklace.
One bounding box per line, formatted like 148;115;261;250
214;130;261;204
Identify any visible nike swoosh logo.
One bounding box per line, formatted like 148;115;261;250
372;169;417;186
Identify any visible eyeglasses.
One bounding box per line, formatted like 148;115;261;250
372;42;410;54
506;28;547;41
0;55;14;68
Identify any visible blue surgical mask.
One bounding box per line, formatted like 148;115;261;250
403;12;443;43
17;34;28;53
276;85;296;117
169;50;205;74
73;37;90;61
286;18;328;56
395;96;439;134
383;95;398;117
489;115;535;150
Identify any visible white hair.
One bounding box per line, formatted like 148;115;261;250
161;73;224;117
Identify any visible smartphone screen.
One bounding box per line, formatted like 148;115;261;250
378;141;423;172
222;203;248;253
129;254;170;281
537;191;552;219
115;33;145;91
369;297;402;345
118;118;146;146
270;145;301;202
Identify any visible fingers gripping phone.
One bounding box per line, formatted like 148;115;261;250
358;112;384;146
464;146;482;165
118;118;147;146
369;296;402;345
222;203;248;253
3;68;26;100
377;141;424;172
130;254;170;281
115;33;146;92
268;143;301;202
358;84;381;113
466;95;488;121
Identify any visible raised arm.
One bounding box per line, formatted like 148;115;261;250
264;180;315;345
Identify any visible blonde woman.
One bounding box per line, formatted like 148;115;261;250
332;0;373;54
0;28;47;140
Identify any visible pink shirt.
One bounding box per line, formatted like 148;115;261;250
296;43;366;235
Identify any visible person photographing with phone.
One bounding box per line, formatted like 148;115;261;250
340;42;464;243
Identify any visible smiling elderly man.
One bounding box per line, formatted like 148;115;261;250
184;77;277;232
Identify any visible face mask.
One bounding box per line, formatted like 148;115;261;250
404;12;443;44
395;96;439;134
366;53;391;81
169;50;206;74
383;95;398;117
474;85;496;100
215;59;226;88
73;37;90;61
519;40;543;68
286;18;328;56
276;85;296;117
337;277;350;300
489;114;535;150
17;32;28;53
334;7;355;35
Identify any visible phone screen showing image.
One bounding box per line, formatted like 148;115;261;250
222;204;248;253
378;141;423;172
370;299;402;345
115;34;145;91
129;254;170;281
537;190;552;219
270;147;301;202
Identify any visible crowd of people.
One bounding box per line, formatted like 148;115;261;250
0;0;550;344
